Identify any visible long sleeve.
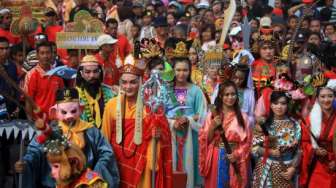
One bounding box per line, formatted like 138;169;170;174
198;113;216;176
22;138;55;188
85;128;120;188
232;114;252;162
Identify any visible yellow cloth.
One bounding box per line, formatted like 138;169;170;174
84;89;103;128
59;120;93;149
137;140;160;188
102;96;137;142
191;65;203;86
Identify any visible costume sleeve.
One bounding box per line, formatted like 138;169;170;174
198;113;216;176
86;128;120;188
22;138;55;188
299;118;314;187
190;86;207;131
232;114;252;162
101;100;114;142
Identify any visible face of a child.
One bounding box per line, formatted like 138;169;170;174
143;16;152;25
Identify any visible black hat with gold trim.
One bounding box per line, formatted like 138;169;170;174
56;88;79;104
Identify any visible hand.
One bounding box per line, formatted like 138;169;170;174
111;85;120;94
227;153;237;163
328;161;336;171
256;117;266;125
315;147;328;157
173;117;189;130
152;127;161;139
270;149;281;157
211;116;222;130
281;167;295;180
14;160;26;173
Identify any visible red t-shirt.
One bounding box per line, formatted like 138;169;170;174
116;34;131;59
45;25;63;42
95;53;120;86
0;28;20;45
24;64;64;116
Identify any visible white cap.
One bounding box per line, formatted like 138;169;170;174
327;79;336;91
197;0;210;9
0;8;10;15
97;34;117;47
260;16;272;28
229;26;242;36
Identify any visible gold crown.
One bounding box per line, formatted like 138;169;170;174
120;54;143;76
203;46;226;67
312;73;327;88
171;41;189;58
141;40;162;59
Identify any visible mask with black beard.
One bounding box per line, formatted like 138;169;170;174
76;66;104;98
82;79;101;98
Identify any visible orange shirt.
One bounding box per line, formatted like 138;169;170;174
24;64;64;115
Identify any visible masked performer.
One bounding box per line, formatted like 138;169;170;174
252;91;301;188
102;54;173;188
76;55;116;129
199;81;251;188
38;125;108;188
16;88;120;188
300;86;336;188
165;41;207;188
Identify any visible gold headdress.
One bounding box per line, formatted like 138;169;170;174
140;39;163;59
203;46;226;67
120;54;144;76
311;73;327;88
80;55;99;67
168;41;189;58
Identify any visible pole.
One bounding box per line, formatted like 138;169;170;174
151;136;158;188
18;133;25;188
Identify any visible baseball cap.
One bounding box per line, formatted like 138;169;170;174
97;34;117;47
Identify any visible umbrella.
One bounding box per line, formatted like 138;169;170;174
46;65;77;80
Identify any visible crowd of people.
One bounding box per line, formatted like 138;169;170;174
0;0;336;188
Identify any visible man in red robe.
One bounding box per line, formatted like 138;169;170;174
102;54;172;188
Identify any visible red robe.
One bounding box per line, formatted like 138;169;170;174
300;112;336;188
102;98;172;188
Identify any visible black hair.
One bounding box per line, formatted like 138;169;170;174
232;64;249;88
0;37;9;44
105;18;118;27
308;31;322;40
316;87;335;97
261;91;291;135
148;56;164;71
75;65;104;87
200;24;216;42
36;41;52;53
117;6;134;21
10;43;23;57
214;80;246;129
172;57;192;83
